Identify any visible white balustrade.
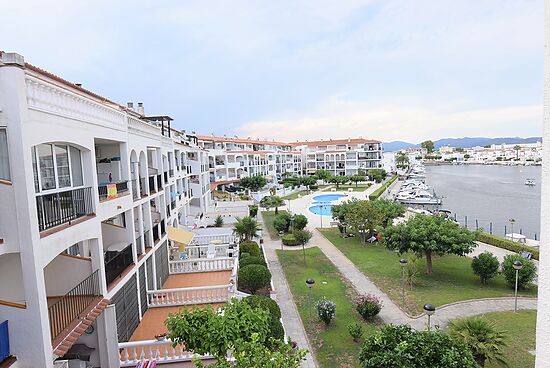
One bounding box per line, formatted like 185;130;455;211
169;257;235;274
191;234;237;246
185;244;232;259
118;339;212;367
147;284;231;307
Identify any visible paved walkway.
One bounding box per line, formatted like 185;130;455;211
259;216;318;368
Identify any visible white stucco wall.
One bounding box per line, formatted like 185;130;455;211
43;255;92;296
535;2;550;367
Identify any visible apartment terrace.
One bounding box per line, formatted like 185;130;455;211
118;231;238;367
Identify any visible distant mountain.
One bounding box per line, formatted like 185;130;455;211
383;137;542;152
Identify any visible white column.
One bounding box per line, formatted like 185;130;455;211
137;204;145;254
536;2;550;367
133;161;140;198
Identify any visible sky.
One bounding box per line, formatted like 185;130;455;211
0;0;544;142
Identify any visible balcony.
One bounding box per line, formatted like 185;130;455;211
36;187;94;232
104;244;133;287
139;178;147;197
98;180;129;202
148;176;156;193
156;174;162;190
48;270;101;341
169;169;174;177
131;179;139;201
163;171;168;183
152;224;160;243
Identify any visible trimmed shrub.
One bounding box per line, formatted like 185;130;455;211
273;216;290;233
477;232;539;260
292;214;308;230
240;255;267;268
240;252;250;259
354;294;382;321
471;251;499;284
315;298;336;325
240;240;261;258
238;264;271;294
348;322;364;342
501;254;537;289
368;175;398;200
281;233;300;246
248;205;258;217
293;229;312;246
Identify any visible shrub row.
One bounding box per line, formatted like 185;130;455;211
476;232;539;260
281;233;300;246
368;175;398;200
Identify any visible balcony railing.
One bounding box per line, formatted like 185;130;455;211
48;270;100;341
160;220;166;236
170;200;176;211
144;230;150;249
104;244;133;287
36;187;94;232
0;321;9;363
156;174;162;190
153;224;160;243
148;176;156;193
163;172;168;183
98;181;129;202
135;235;143;256
169;169;174;177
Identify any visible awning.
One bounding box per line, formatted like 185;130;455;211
168;226;195;251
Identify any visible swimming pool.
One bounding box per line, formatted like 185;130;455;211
309;193;347;216
312;194;347;202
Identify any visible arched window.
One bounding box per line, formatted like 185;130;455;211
32;143;84;193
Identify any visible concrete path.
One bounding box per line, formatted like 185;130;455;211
258;216;318;368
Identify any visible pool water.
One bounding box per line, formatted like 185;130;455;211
309;193;347;216
312;194;347;202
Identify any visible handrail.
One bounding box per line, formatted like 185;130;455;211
169;257;235;274
48;270;100;341
118;338;211;367
147;284;231;307
36;187;94;232
0;300;26;309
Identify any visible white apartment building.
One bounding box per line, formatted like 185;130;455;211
197;136;383;189
0;52;217;368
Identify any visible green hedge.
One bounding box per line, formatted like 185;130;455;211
476;232;539;260
281;233;300;246
368;175;398;200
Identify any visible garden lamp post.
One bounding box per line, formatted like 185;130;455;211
279;231;284;250
423;303;436;330
509;218;516;242
399;258;408;306
319;204;324;229
306;278;315;322
513;260;523;312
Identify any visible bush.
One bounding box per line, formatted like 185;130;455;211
293;229;312;246
240;255;267;268
315;298;336;325
238;265;272;294
273;215;290;233
292;214;308;230
471;251;499;284
281;233;300;246
243;295;284;346
240;241;261;258
354;294;382;320
214;215;224;227
501;254;537;289
348;322;364;342
309;184;319;190
476;232;539;260
248;205;258;217
368;175;398;200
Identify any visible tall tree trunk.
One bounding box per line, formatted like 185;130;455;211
426;251;433;275
275;206;278;214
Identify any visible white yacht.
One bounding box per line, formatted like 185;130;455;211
525;178;536;186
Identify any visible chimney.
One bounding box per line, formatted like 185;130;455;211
0;52;25;66
75;83;82;87
137;102;144;115
127;102;134;111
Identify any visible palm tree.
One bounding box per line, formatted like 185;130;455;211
513;145;521;160
233;216;261;241
448;317;508;367
395;152;409;169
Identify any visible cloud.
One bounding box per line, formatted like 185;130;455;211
236;96;542;142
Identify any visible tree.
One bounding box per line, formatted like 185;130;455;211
449;317;508;367
243;295;284;347
260;195;285;214
349;175;366;187
513;145;521;160
165;299;270;363
315;169;331;183
345;200;385;242
240;175;267;192
294;229;313;263
328;175;348;189
369;199;406;227
238;264;272;294
421;140;435;153
384;215;477;274
214;215;224;227
299;176;317;188
471;252;499;285
233;216;260;241
501;254;537;289
292;214;308;230
193;333;307;368
367;169;386;183
359;324;476;368
395;152;410;169
273;215;290;233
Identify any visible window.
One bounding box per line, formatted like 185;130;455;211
0;129;10;181
33;143;83;192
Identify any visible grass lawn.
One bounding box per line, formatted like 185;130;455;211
323;184;372;192
320;228;537;315
277;247;377;368
261;210;288;240
451;310;536;368
281;190;309;200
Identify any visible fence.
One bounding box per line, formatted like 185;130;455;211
146;284;231;307
191;234;237;246
444;212;539;241
169;257;235;274
104;244;133;286
185;244;233;259
118;339;211;367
